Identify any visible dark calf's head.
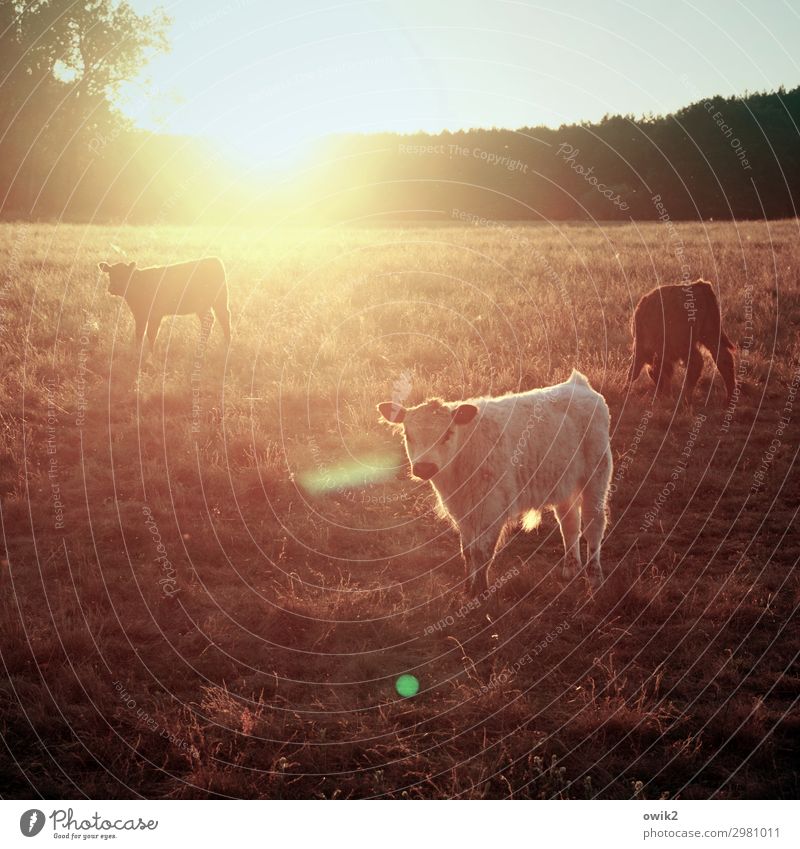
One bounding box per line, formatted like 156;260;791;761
377;398;478;480
98;261;136;296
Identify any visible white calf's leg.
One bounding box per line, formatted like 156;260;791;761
554;500;582;579
461;520;505;597
582;450;612;586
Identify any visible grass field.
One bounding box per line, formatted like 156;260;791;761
0;218;798;799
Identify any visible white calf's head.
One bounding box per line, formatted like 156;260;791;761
98;261;136;297
378;398;478;480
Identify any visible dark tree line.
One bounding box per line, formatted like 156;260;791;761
0;1;798;223
307;87;800;222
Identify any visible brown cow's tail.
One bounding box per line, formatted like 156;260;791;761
720;329;735;352
627;346;648;386
692;280;723;346
627;310;647;386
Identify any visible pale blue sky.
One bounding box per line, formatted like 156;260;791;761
123;0;800;164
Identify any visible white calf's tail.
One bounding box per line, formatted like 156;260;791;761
569;369;592;388
522;509;542;531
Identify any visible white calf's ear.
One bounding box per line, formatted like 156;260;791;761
377;402;406;423
452;404;478;425
98;262;111;273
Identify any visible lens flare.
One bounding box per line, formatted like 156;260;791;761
298;450;402;496
395;675;420;698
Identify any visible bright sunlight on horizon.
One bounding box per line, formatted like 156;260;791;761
122;0;800;169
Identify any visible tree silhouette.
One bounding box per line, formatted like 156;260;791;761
0;0;169;215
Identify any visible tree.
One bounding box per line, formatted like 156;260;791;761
0;0;169;215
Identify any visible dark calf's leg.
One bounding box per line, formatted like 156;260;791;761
213;300;231;347
146;315;162;356
197;310;214;352
133;314;147;369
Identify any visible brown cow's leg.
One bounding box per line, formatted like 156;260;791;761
708;340;737;401
653;356;674;396
646;352;659;385
683;345;704;405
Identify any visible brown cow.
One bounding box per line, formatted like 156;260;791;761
99;257;231;363
627;279;736;403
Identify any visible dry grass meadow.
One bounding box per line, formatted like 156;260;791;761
0;218;798;799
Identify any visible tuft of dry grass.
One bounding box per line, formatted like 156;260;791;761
0;219;798;798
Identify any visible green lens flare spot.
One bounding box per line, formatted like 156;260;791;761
395;674;420;698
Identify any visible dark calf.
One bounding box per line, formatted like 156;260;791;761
628;280;736;403
99;257;231;365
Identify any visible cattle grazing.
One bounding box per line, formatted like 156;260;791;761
98;257;231;362
378;370;613;593
628;279;736;403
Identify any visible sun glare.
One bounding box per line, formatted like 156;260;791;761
117;3;463;173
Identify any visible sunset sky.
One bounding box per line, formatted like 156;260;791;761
124;0;800;165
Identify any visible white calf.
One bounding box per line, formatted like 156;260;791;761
378;370;612;592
